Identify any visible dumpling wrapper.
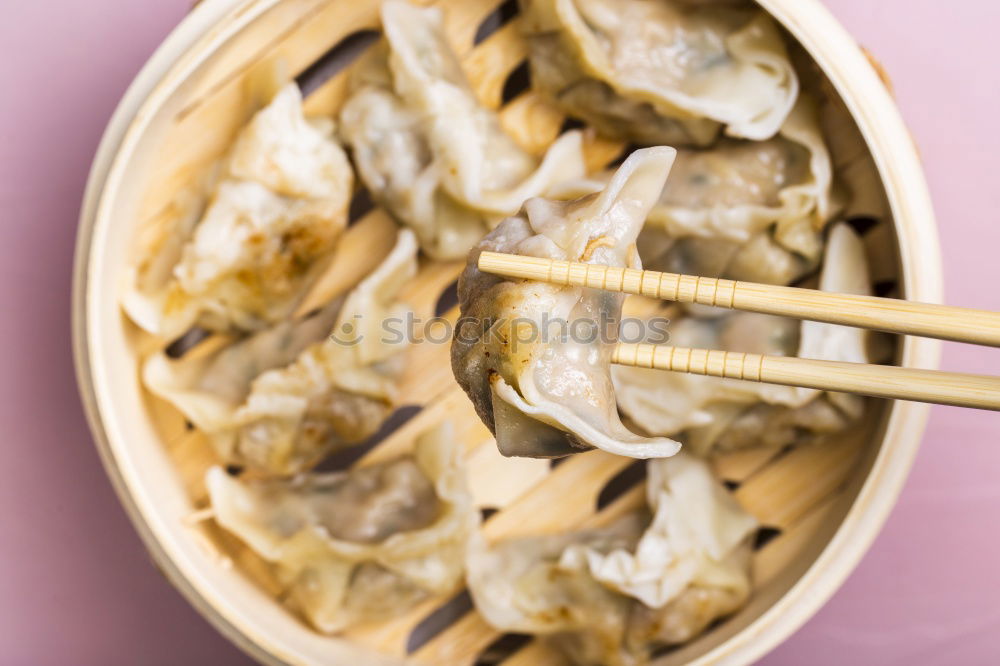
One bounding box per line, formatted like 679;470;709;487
521;0;798;145
143;229;418;475
467;453;756;664
452;147;681;459
123;84;353;339
339;0;586;259
207;422;478;633
613;222;871;454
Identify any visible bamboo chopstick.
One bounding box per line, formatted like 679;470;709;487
612;343;1000;411
476;251;1000;410
477;252;1000;347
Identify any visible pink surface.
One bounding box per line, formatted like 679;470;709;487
0;0;998;663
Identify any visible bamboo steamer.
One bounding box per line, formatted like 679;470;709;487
72;0;942;664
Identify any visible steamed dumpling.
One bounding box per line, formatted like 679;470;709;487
555;96;837;285
467;453;757;664
123;84;353;340
339;0;586;259
227;85;352;201
452;148;681;459
649;96;834;261
646;96;838;285
230;229;418;473
143;229;417;475
521;0;798;145
207;423;478;633
613;223;871;455
161;180;345;335
614;311;802;443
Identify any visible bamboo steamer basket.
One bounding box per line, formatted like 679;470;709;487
72;0;942;663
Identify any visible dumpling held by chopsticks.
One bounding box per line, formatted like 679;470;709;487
451;148;682;459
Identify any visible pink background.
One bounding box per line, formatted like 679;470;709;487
1;0;998;663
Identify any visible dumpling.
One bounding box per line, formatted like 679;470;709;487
614;311;801;443
143;299;341;433
647;98;837;286
452;148;681;459
231;229;417;474
226;84;351;202
556;96;836;285
652;231;815;289
467;453;757;664
648;96;835;263
123;84;353;339
613;222;870;455
143;229;418;475
161;180;345;336
521;0;798;145
206;422;479;633
338;0;586;260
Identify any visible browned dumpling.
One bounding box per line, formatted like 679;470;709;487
143;229;417;475
123;84;353;340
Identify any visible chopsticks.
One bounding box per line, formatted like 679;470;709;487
478;252;1000;411
611;343;1000;411
479;252;1000;346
